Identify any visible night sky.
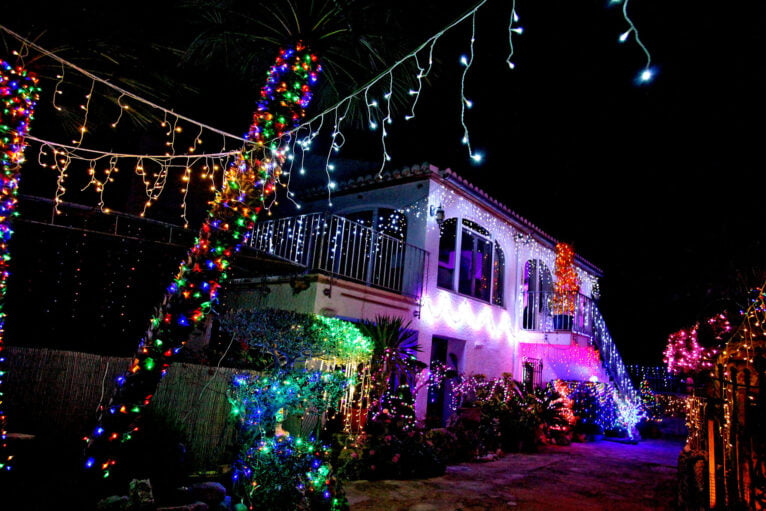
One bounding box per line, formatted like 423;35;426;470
2;0;765;364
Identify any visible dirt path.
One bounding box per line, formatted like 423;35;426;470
344;438;684;511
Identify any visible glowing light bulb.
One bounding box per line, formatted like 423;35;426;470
636;67;655;84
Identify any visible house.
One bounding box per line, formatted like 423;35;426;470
224;161;635;426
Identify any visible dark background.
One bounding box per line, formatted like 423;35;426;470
2;0;764;364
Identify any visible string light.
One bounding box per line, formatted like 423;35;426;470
1;0;652;213
458;12;483;164
0;24;250;147
506;0;522;70
591;307;641;409
0;57;40;472
520;344;604;382
421;289;514;341
614;0;656;84
0;0;656;478
84;41;323;478
552;243;580;317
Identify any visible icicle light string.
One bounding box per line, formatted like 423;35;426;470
506;0;521;69
26;135;243;216
1;0;653;213
377;71;394;173
0;24;251;147
286;0;493;176
615;0;654;84
459;10;482;164
322;98;351;203
281;0;653;173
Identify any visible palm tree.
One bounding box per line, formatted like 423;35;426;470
176;0;437;128
357;315;425;427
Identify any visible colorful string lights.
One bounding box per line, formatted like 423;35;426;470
552;242;580;317
84;42;322;478
0;58;40;471
0;0;655;216
0;0;657;480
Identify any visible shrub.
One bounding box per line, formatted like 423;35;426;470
232;435;348;511
337;412;445;480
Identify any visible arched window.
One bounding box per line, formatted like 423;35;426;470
437;218;504;305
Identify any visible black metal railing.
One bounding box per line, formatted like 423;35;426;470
248;212;426;298
520;291;595;337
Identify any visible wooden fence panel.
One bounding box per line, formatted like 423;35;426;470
3;346;246;472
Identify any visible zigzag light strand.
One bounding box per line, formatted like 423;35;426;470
83;42;321;479
0;58;40;472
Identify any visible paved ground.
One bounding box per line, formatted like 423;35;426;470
344;437;684;511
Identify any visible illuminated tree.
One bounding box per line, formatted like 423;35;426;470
552;242;580;328
0;58;40;470
357;315;424;429
218;310;370;511
83;1;426;479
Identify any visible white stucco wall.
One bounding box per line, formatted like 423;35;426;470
240;166;607;421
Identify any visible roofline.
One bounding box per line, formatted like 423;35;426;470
433;167;603;277
295;161;604;277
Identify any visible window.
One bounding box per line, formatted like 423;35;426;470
522;259;553;330
437;218;504;304
437;218;458;289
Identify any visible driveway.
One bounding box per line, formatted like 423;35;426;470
344;437;684;511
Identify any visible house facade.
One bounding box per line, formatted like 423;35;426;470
226;162;630;425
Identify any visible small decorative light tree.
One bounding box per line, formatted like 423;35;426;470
222;308;372;510
552;242;580;330
663;323;718;376
357;315;424;432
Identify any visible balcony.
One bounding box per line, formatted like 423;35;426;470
520;291;596;337
247;212;427;299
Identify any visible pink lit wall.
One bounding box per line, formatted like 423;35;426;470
519;342;609;384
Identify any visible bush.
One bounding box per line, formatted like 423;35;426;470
337;412;445;480
232;435;348;511
442;407;483;462
424;427;462;464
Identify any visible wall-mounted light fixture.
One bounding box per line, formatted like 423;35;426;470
430;204;445;225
